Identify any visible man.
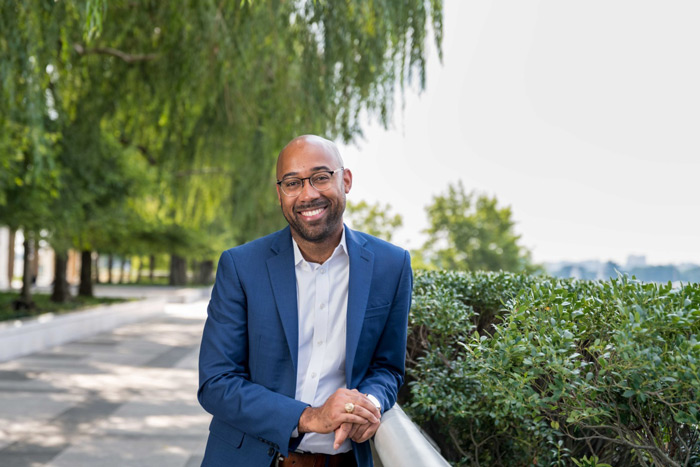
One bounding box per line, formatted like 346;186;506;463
198;135;413;466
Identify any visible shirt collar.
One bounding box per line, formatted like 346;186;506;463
292;228;348;267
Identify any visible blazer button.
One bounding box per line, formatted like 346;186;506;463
267;447;275;457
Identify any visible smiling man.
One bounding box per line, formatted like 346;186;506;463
198;135;413;467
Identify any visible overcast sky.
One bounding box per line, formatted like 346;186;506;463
339;0;700;266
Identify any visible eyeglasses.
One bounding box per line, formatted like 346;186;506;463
276;168;344;197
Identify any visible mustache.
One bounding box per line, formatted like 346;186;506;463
295;200;328;210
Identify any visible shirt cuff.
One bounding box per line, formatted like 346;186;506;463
366;394;381;412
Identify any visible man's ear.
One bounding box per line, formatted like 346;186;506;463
342;168;353;194
276;185;283;205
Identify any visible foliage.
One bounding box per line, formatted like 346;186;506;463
406;270;700;466
0;1;444;287
346;199;403;241
420;181;537;273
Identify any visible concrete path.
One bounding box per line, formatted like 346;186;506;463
0;300;210;467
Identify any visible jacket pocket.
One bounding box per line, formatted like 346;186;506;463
210;418;245;449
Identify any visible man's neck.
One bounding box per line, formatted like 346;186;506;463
292;227;343;264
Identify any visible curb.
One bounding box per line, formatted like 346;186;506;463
0;297;167;363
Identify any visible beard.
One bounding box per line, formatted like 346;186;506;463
282;196;345;243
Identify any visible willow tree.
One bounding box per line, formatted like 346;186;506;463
0;4;68;307
1;1;444;288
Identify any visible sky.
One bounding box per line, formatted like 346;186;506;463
339;0;700;266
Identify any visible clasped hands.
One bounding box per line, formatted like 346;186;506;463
297;388;381;449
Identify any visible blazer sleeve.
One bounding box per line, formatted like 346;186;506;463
197;249;308;455
357;249;413;412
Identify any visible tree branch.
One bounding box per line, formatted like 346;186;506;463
73;43;159;63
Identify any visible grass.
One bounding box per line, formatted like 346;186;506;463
0;292;127;323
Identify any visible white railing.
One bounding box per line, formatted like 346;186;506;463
372;404;450;466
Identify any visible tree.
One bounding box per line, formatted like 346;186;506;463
345;200;403;242
419;181;536;272
1;1;445;291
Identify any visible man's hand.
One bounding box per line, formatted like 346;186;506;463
333;418;380;448
297;389;380;441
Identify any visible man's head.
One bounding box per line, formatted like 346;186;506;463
276;135;353;244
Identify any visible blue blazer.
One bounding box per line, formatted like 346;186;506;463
198;225;413;466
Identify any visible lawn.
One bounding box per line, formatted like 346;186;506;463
0;292;126;322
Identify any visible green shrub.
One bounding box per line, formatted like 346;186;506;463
405;271;700;466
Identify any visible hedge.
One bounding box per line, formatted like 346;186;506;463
404;270;700;466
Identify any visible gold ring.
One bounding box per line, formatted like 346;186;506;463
344;402;355;413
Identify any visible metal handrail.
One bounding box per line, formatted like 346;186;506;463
372;404;450;466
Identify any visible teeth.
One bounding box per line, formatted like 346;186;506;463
301;208;324;217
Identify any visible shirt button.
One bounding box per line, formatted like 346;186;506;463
320;303;326;309
317;340;323;346
311;372;318;378
320;268;326;274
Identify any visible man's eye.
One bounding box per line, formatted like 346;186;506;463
284;180;301;188
313;174;331;183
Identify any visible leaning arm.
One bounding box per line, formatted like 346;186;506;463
356;250;413;412
197;250;307;455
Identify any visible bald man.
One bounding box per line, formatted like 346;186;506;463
198;135;413;466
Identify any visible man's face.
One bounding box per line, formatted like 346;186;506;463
276;139;352;243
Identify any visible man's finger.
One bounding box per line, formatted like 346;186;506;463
349;394;381;420
338;413;369;426
334;423;352;450
344;404;379;424
354;421;380;443
347;423;361;440
350;423;370;443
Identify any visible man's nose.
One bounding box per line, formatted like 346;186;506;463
298;178;321;201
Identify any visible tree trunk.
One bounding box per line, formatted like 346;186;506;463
107;253;114;284
196;260;214;285
136;256;144;283
78;249;93;297
169;254;187;286
15;235;34;310
7;229;15;286
30;237;39;285
119;257;126;284
94;252;101;284
149;255;155;282
50;249;70;303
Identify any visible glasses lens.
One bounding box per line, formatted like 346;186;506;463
281;178;302;196
310;172;333;191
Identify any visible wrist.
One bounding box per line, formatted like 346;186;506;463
297;406;315;433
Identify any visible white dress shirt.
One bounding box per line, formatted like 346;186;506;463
292;232;351;454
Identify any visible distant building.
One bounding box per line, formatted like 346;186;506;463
626;255;646;269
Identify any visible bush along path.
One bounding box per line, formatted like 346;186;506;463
405;270;700;466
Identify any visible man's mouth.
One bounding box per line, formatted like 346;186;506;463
297;204;328;220
300;208;325;217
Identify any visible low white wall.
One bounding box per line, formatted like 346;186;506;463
0;297;166;362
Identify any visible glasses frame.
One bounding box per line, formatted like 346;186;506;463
276;168;344;197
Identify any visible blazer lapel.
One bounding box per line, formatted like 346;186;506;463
266;227;299;373
345;226;374;386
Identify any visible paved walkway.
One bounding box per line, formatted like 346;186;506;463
0;300;210;466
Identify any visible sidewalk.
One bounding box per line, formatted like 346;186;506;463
0;300;210;467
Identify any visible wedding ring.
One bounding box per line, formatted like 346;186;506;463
344;402;355;414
